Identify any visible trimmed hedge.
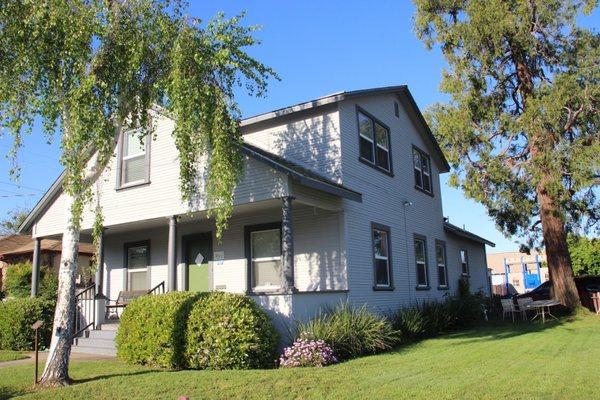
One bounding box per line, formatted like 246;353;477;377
185;292;279;370
0;297;55;350
116;291;199;369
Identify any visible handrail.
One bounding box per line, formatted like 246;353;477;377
147;281;165;296
72;283;96;340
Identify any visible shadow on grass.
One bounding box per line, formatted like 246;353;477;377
73;368;160;384
434;316;570;346
0;386;27;400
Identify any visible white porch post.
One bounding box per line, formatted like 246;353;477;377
167;216;178;292
281;196;296;293
94;229;106;329
30;237;42;297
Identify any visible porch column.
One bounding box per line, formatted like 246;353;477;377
30;237;42;298
167;215;178;292
281;196;296;293
94;229;105;297
94;229;106;329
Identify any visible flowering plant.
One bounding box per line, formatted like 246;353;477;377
279;332;338;368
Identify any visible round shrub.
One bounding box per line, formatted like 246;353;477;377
185;292;279;370
297;302;399;361
116;291;199;369
0;297;55;350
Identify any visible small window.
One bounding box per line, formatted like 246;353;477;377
125;241;149;291
250;227;282;291
460;249;469;275
373;225;391;288
357;110;391;173
414;237;428;287
119;130;149;187
394;101;400;118
513;279;520;286
413;147;432;194
436;241;448;288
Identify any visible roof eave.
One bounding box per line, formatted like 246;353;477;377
443;222;495;247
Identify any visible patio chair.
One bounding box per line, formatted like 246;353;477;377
105;289;147;320
500;299;521;322
516;297;534;321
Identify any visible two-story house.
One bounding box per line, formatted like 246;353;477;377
20;85;494;352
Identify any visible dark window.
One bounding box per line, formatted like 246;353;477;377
358;110;391;172
413;147;432;194
460;249;469;275
372;225;391;288
436;241;448;288
246;224;282;291
118;129;150;187
414;237;428;287
394;101;400;118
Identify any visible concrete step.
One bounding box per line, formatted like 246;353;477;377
87;329;117;340
100;322;120;331
71;345;117;357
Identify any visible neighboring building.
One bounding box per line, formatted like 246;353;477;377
19;85;494;337
0;234;95;291
487;250;548;296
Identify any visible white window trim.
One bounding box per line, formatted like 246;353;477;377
415;237;428;287
118;129;150;188
436;244;448;288
460;250;470;276
358;110;392;172
416;261;428;287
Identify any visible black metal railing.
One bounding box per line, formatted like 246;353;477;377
147;281;165;296
73;283;96;339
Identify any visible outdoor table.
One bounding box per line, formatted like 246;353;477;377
525;300;561;323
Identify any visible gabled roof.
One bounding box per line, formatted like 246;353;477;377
242;143;362;202
0;235;95;257
443;222;495;247
240;85;450;172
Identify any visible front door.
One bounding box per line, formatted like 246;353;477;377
185;232;212;292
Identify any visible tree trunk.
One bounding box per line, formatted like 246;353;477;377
537;182;581;310
39;192;80;386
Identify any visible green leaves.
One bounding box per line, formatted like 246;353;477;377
1;2;276;240
415;0;600;243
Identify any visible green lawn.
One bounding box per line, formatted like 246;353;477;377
0;351;27;363
2;315;599;400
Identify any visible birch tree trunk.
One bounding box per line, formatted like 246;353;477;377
39;192;80;386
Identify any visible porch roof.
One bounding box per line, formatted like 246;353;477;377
443;221;496;247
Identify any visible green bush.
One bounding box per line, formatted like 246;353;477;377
4;263;57;299
0;297;55;350
116;291;199;369
297;303;399;361
393;307;426;342
185;292;279;370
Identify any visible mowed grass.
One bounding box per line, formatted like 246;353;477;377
0;351;27;363
1;315;599;400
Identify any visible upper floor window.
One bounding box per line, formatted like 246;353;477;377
414;236;429;288
413;147;432;194
436;241;448;289
358;110;391;173
372;224;392;289
119;130;149;188
460;249;469;276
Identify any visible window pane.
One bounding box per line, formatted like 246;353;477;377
358;112;373;140
413;150;421;171
360;136;374;162
123;156;146;184
128;245;148;269
375;124;388;150
123;132;146;157
376;147;390;171
414;239;425;263
414;168;423;189
436;244;445;265
438;265;447;286
375;259;390;286
417;263;427;286
129;270;147;290
422;173;431;192
373;229;388;258
420;155;430;175
251;229;281;259
253;259;282;287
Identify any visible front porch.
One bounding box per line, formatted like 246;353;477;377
63;195;348;344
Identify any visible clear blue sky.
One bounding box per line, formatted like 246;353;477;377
1;1;598;252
